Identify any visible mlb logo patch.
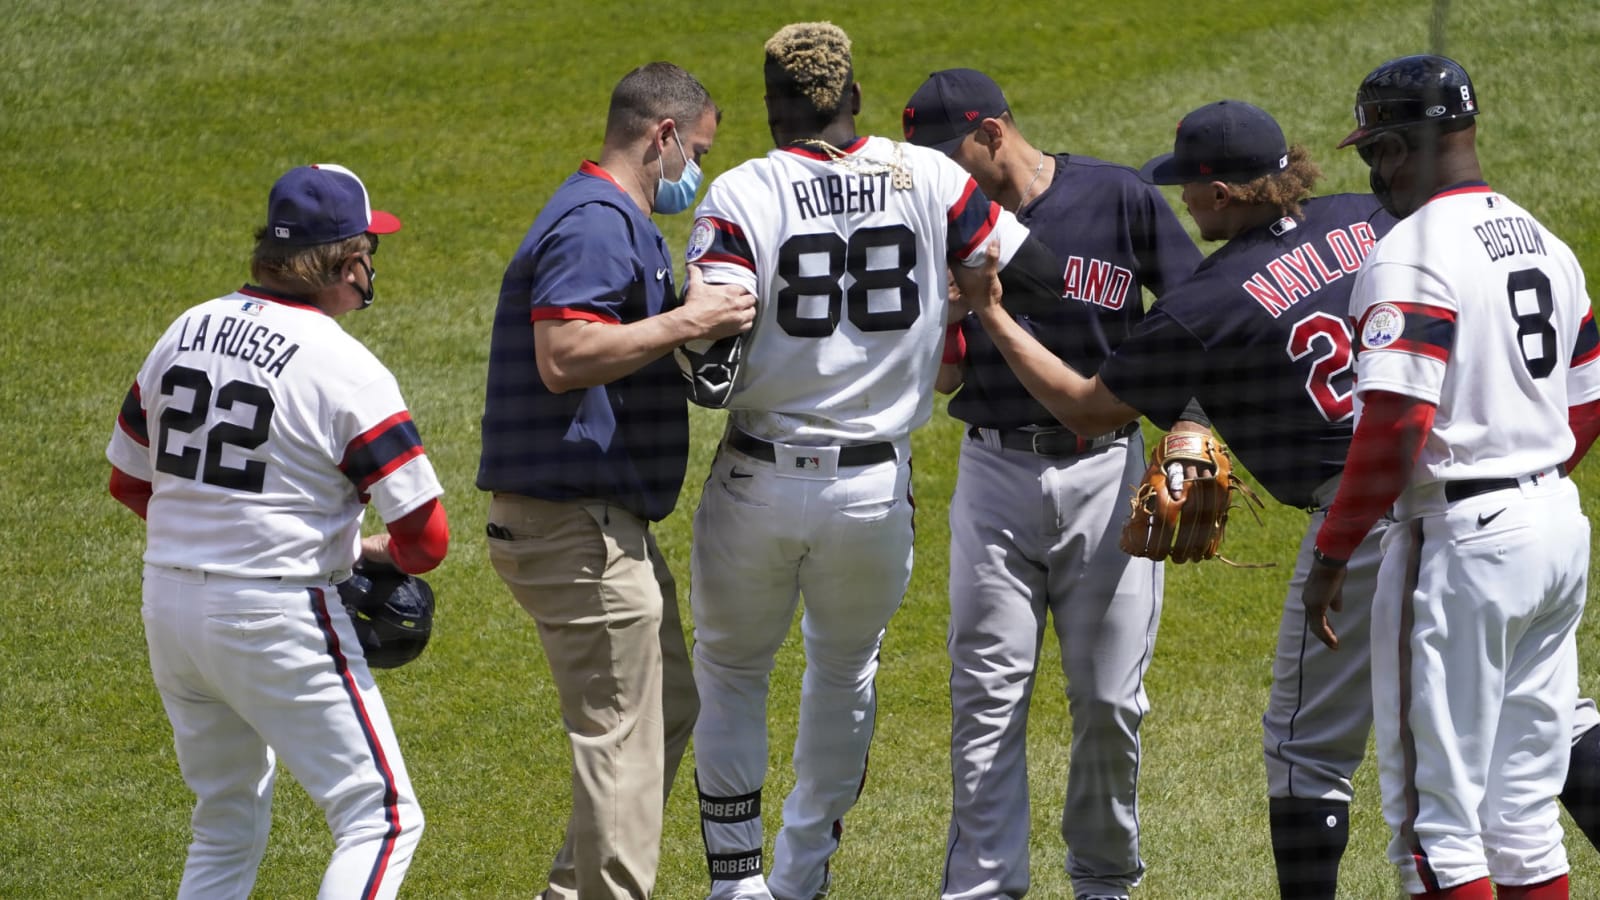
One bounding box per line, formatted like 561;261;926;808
240;300;266;316
795;456;821;470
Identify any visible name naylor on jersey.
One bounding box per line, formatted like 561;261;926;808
1062;256;1135;310
1243;223;1380;318
175;313;300;377
791;172;891;220
1474;215;1547;262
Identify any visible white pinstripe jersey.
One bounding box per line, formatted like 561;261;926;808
686;135;1027;444
1351;184;1600;483
107;288;442;578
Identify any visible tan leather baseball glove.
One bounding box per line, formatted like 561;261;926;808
1119;431;1264;564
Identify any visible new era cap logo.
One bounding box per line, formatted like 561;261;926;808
964;110;980;121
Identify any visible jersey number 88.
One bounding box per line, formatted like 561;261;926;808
775;225;919;337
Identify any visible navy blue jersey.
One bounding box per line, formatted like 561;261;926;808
1099;193;1397;508
949;153;1202;429
478;162;689;522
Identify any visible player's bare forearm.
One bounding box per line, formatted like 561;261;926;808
534;276;754;393
935;362;964;395
972;305;1137;435
961;241;1135;433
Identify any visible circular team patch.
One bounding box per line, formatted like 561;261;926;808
686;217;715;263
1361;303;1405;350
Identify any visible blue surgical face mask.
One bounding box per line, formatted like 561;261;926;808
653;130;702;215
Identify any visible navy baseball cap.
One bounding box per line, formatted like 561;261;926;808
266;163;402;246
1139;100;1289;185
903;68;1009;154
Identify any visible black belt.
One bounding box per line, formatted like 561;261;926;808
727;429;897;467
970;422;1138;458
1444;467;1567;503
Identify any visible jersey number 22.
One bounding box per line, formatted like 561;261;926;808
154;364;275;493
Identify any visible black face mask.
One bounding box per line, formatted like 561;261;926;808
1361;137;1404;219
356;259;376;309
1368;166;1399;217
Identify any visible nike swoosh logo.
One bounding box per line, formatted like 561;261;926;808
1477;508;1506;527
656;268;668;280
729;467;753;479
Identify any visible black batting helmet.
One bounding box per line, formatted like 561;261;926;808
1338;54;1478;148
338;562;435;669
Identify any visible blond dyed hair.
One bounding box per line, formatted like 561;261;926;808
1227;144;1322;219
764;22;852;116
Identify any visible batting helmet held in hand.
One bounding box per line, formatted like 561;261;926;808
337;561;435;669
675;333;746;409
1338;54;1478;149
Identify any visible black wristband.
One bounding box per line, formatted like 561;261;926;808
1312;546;1348;569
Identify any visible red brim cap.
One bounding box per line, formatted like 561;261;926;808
369;209;403;234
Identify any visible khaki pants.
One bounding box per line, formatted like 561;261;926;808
487;494;698;899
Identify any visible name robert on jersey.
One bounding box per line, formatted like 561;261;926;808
790;172;892;220
175;312;300;377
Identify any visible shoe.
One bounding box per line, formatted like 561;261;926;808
773;872;829;900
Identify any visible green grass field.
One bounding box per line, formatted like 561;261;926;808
5;1;1600;896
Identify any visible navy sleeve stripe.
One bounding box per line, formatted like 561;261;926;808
947;179;999;260
1573;309;1600;367
1366;302;1455;364
707;218;755;270
118;382;149;446
341;412;426;491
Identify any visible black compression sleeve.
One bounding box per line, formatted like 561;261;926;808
996;235;1064;318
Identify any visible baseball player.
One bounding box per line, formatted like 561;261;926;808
956;98;1399;898
1303;55;1600;900
956;97;1600;899
106;163;449;899
902;68;1202;900
683;24;1079;900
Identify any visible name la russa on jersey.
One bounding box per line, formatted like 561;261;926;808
169;303;303;378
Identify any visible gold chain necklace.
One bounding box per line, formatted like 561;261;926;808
795;138;913;190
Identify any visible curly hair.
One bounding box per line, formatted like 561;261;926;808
764;22;853;118
250;230;373;294
1227;144;1322;218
